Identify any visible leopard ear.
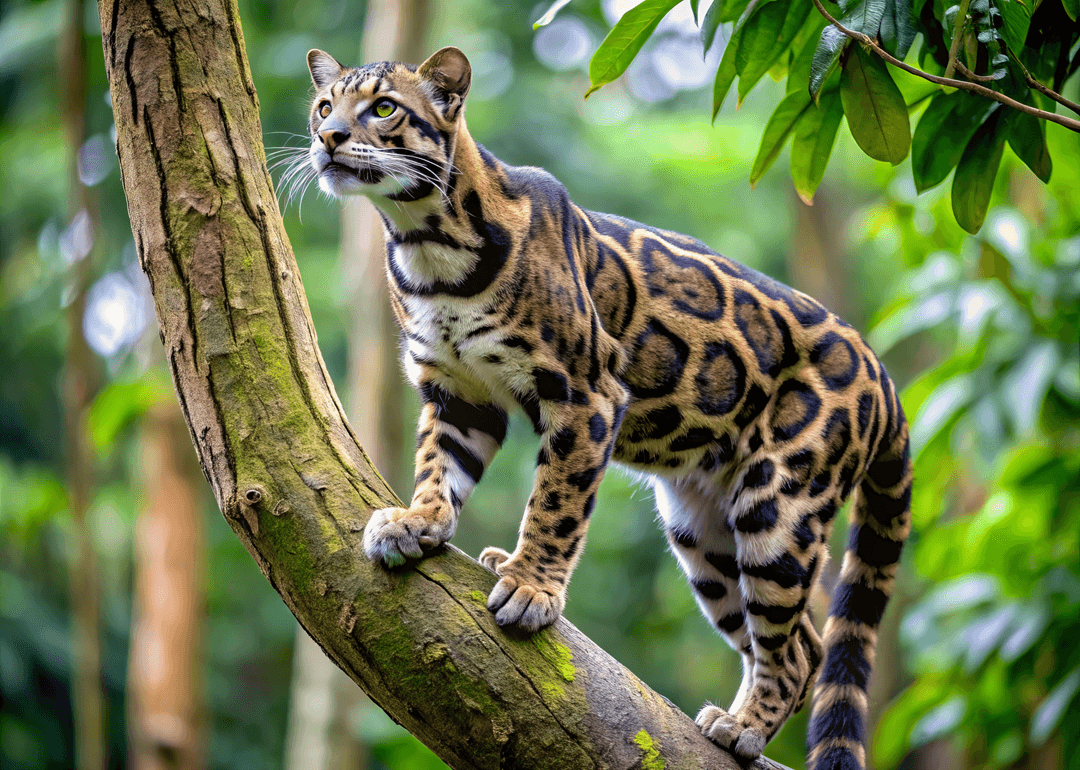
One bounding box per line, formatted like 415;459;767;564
418;46;471;118
307;49;344;90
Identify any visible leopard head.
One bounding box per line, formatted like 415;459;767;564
305;46;471;201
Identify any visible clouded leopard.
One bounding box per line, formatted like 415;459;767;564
301;45;912;770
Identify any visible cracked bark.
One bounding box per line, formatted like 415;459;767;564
97;0;795;768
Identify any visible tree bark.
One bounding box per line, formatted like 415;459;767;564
97;1;793;767
129;403;207;770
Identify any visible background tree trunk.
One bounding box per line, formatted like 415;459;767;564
62;0;106;768
96;0;791;767
285;2;431;768
128;402;207;770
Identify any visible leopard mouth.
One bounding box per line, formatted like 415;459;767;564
321;159;385;185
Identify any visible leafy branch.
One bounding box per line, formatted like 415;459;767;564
810;0;1080;133
566;0;1080;233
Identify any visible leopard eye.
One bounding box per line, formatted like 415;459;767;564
318;101;331;119
374;99;395;118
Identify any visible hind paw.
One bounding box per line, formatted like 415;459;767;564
696;705;767;762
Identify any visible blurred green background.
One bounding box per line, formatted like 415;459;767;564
1;0;1078;769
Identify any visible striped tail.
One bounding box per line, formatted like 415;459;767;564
806;397;912;770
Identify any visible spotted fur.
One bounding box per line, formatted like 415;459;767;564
301;47;912;770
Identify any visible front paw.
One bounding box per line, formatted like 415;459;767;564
484;556;565;632
696;704;767;762
362;505;454;568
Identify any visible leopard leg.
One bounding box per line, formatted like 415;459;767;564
364;376;507;566
483;378;627;633
696;457;828;762
653;478;758;735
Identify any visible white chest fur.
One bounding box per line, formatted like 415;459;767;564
399;294;525;409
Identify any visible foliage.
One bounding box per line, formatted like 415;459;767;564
571;0;1080;232
851;120;1080;766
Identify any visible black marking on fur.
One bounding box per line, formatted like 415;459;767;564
810;331;860;391
705;551;740;580
422;384;509;445
554;515;578;538
588;413;607;442
849;524;903;567
550;427;577;460
717;613;745;633
808;700;865;746
670;427;715;451
533;367;570;402
857;392;874;438
567;466;599;492
693;579;728;601
734;384;770;430
744;459;775;488
742;552;807;589
771;379;822;443
822;407;852;466
623;318;689;399
832;582;888;628
695;340;747;416
437;434;484;483
736;497;780;534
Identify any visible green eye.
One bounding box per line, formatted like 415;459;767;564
374;100;395;118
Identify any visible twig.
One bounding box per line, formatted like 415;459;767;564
958;65;1001;83
943;0;971;79
810;0;1080;133
1007;47;1080;117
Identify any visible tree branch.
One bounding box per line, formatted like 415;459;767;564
811;0;1080;133
95;0;793;767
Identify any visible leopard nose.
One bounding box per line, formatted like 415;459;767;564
319;127;350;152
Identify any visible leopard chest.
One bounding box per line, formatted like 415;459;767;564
397;294;533;408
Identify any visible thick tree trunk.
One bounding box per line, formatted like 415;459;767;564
128;403;206;770
97;1;792;767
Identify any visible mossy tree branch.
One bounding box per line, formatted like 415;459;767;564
97;0;793;767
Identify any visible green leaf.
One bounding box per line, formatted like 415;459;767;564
1031;668;1080;746
842;0;888;35
88;374;174;453
791;89;844;203
712;27;741;119
1007;106;1051;182
994;0;1031;52
700;0;724;53
810;25;848;101
586;0;682;98
533;0;573;29
735;0;811;104
690;0;699;23
952;107;1006;233
879;0;918;57
1064;0;1079;21
750;89;813;186
840;45;911;164
911;90;989;192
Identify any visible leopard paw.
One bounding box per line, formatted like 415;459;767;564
696;704;767;762
362;505;454;568
484;557;565;632
479;546;512;573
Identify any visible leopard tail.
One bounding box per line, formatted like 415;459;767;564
806;389;912;770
